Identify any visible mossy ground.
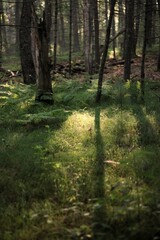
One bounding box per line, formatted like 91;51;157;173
0;76;160;240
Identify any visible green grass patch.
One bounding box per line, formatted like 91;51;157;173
0;78;160;240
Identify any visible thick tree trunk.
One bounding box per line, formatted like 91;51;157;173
31;4;53;104
19;0;36;84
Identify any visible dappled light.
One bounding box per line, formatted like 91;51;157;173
0;0;160;238
1;78;160;239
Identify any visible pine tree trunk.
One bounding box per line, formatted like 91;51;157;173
124;0;134;80
31;4;53;104
141;0;149;97
53;0;58;70
83;0;93;74
93;0;100;69
19;0;36;84
15;1;21;51
157;0;160;71
72;0;80;52
96;0;116;103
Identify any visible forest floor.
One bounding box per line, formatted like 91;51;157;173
0;55;160;240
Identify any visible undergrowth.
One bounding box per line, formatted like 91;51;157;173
0;77;160;240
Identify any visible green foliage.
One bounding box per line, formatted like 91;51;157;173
0;78;160;239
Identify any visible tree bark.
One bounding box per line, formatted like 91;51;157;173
124;0;134;80
96;0;116;103
72;0;80;52
15;0;22;51
83;0;93;74
93;0;100;69
53;0;58;70
31;3;53;103
157;0;160;71
19;0;36;84
141;0;149;98
69;0;73;75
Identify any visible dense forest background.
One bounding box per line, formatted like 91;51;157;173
0;0;160;240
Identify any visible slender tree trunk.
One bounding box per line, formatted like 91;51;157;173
72;0;80;52
59;0;66;51
157;0;160;71
45;0;53;45
0;0;7;56
112;14;116;58
19;0;36;84
124;0;134;80
15;1;21;51
0;4;2;67
53;0;58;70
118;0;125;57
93;0;100;69
104;0;108;26
132;0;141;57
96;0;116;103
69;0;72;74
83;0;93;74
141;0;149;97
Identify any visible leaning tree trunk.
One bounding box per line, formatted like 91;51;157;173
96;0;116;103
19;0;36;84
31;4;53;104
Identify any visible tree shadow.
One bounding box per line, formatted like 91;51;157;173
92;107;113;240
131;102;159;146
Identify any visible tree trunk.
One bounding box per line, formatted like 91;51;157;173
15;1;22;51
157;0;160;71
93;0;100;69
132;0;141;57
31;4;53;104
124;0;134;80
96;0;116;103
59;0;66;51
45;0;53;45
53;0;58;70
141;0;149;98
83;0;93;74
19;0;36;84
112;13;116;58
118;0;125;57
72;0;80;52
0;1;2;67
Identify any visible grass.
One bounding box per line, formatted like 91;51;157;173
0;76;160;240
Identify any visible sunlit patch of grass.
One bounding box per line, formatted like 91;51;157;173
0;78;160;239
